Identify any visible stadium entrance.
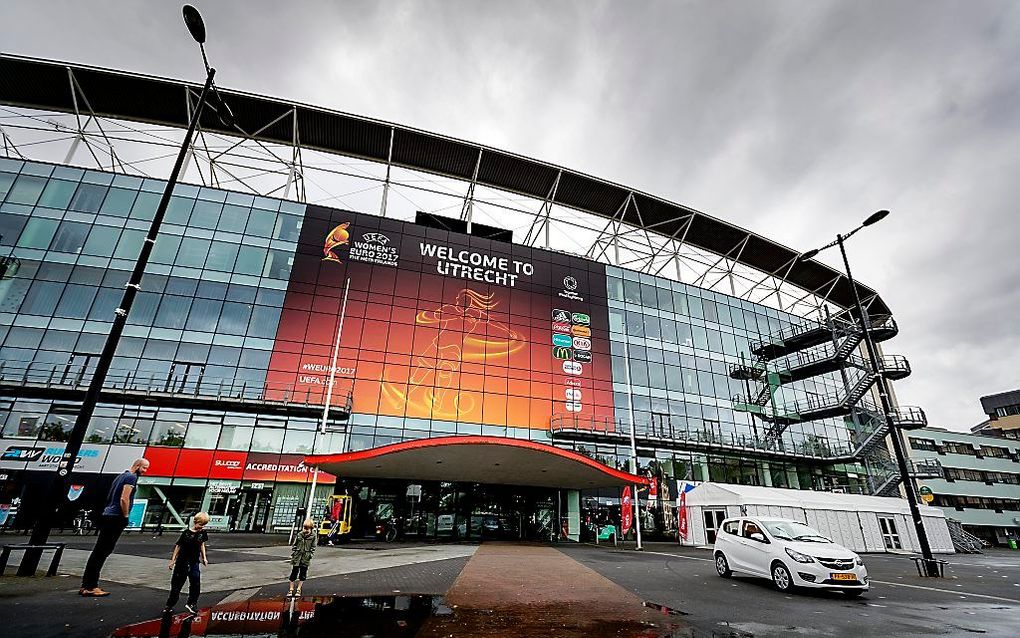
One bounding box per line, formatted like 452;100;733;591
305;436;646;543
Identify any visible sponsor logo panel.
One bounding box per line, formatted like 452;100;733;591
552;309;570;322
572;350;592;363
552;321;572;333
552;346;572;360
570;325;591;337
571;312;590;325
572;337;592;351
552;333;573;348
562;361;583;375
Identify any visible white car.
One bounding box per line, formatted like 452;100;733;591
713;516;869;596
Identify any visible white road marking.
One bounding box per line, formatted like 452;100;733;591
870;579;1020;604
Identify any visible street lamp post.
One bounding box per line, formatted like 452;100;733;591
19;5;231;576
800;210;940;577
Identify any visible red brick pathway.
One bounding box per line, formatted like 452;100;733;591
418;543;691;637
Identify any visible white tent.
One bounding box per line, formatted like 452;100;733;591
679;482;954;554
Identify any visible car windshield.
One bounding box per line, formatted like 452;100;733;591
762;520;831;543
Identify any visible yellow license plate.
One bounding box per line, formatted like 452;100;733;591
831;573;857;581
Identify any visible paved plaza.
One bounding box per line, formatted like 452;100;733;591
1;533;1019;637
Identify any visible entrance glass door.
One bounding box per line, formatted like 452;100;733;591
703;509;727;543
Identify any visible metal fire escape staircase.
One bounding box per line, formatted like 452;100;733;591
729;312;929;493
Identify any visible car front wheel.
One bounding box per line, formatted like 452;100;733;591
715;552;732;578
771;561;794;592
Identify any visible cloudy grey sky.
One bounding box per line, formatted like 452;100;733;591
3;1;1018;431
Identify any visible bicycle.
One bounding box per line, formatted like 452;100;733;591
72;509;94;536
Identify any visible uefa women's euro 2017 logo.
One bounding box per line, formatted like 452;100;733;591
322;222;351;263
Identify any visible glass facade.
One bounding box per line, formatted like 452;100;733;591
0;159;873;536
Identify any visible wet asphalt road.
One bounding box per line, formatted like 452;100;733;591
560;543;1020;637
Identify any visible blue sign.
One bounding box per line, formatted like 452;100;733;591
127;499;147;530
552;334;573;347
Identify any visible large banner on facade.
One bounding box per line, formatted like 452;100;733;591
264;207;615;430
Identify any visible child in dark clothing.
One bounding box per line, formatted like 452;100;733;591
164;512;210;615
287;519;316;597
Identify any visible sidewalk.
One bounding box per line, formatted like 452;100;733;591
417;543;692;637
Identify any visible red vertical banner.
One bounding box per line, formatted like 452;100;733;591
678;490;689;541
621;486;633;536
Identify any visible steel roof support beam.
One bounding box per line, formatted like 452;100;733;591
379;127;395;217
459;148;483;233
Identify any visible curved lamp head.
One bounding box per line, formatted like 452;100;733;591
799;248;820;262
863;209;890;227
183;5;206;44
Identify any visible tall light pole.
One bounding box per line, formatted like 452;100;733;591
20;5;234;575
800;209;939;576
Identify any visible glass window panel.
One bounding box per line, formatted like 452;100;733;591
49;221;91;254
248;305;282;339
186;298;222;332
83;224;122;257
114;229;146;260
184;423;220;449
217;204;249;233
128;291;162;326
273;215;301;241
165;196;195;225
69;183;108;213
178;237;211;268
0;212;27;246
130;191;160;220
625;310;644;337
607;277;623;301
263;249;293;279
639;283;658;307
655;287;674;313
623;280;642;304
99;187;138;217
20;280;64;315
16;217;59;249
0;172;14;200
149;420;187;446
672;291;689;316
608;308;625;333
87;288;121;321
283;429;314;453
55;283;98;319
703;300;719;323
154;295;193;329
235;245;267;274
190;199;222;230
250;427;284;453
7;174;47;205
204;241;239;272
218;425;254;451
660;318;678;344
37;178;78;208
151;234;182;264
246;209;276;237
644;313;661;340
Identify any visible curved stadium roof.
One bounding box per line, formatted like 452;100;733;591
0;54;889;316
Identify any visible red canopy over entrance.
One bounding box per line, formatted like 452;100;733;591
304;436;647;490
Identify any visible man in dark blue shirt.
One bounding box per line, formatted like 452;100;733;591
80;458;149;597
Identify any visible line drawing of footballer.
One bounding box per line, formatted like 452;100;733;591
382;288;523;420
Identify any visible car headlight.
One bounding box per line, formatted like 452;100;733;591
855;555;865;566
785;548;815;564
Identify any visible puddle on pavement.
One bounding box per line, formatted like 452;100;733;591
110;594;694;637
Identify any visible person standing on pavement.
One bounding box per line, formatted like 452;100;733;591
164;512;210;615
287;519;316;597
80;458;149;597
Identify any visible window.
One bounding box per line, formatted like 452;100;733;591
878;516;902;550
16;218;59;249
909;437;939;452
6;174;47;205
50;221;91;254
69;183;108;213
721;520;740;536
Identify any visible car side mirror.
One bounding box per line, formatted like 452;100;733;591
750;532;768;543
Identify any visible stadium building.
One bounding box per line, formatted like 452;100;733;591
0;55;937;540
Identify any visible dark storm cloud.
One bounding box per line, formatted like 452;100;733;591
2;0;1018;430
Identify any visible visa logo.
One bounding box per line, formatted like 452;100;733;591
562;361;583;375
